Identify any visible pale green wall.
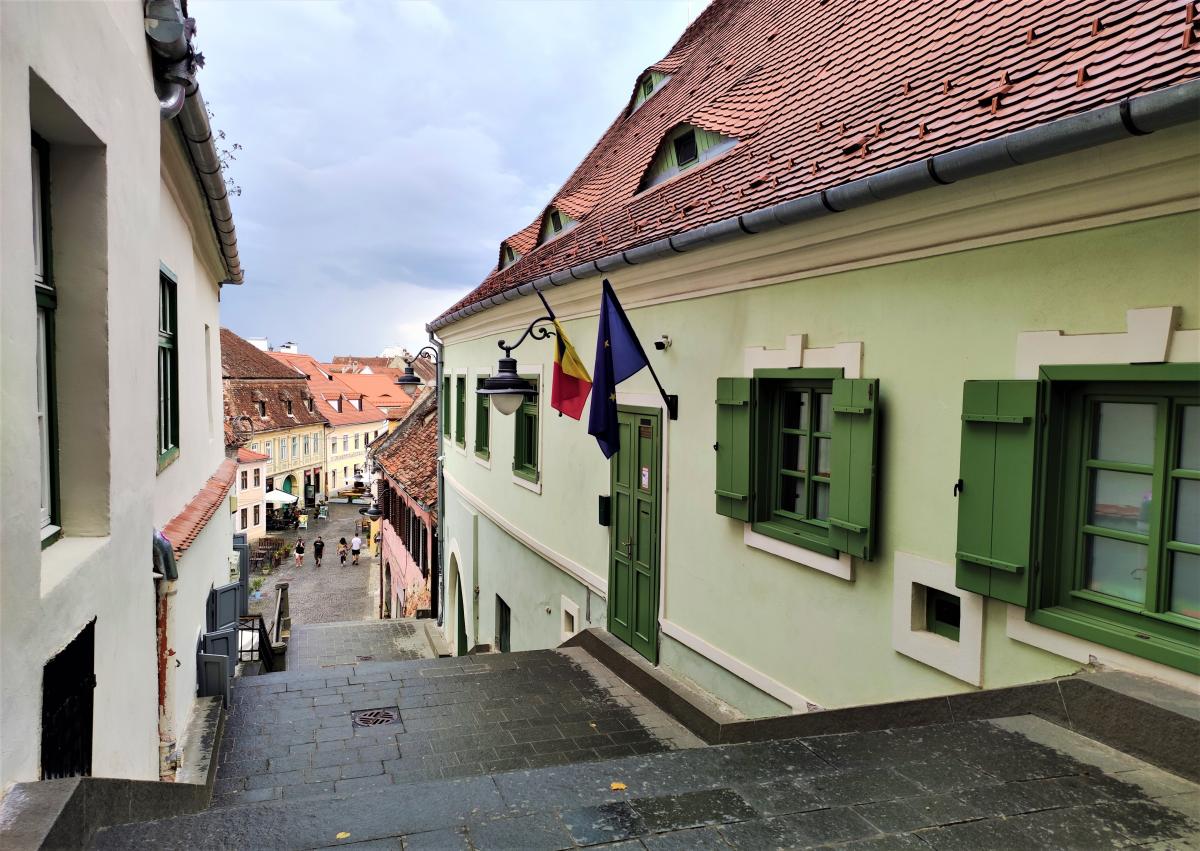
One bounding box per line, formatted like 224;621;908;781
441;211;1199;713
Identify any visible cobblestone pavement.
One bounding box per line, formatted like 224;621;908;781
287;620;435;671
250;501;376;627
209;647;701;809
98;710;1199;849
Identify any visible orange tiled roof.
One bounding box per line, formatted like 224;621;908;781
221;329;299;379
374;392;438;507
237;447;270;463
161;458;237;559
437;0;1199;322
335;373;417;416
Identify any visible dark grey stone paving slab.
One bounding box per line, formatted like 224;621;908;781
94;695;1200;850
287;620;432;672
213;645;696;809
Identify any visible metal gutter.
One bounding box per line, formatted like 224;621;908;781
429;80;1200;334
145;0;243;285
429;330;446;629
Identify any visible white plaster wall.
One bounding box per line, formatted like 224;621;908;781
0;0;162;790
154;159;234;750
165;510;234;749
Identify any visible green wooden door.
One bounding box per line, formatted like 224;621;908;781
608;408;662;663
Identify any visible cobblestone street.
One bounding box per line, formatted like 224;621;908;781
250;501;378;627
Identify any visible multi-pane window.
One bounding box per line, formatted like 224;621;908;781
157;272;179;466
513;379;538;481
455;376;466;446
343;435;349;453
354;433;360;450
303;435;309;456
253;467;261;488
240;507;248;530
291;436;298;458
33;136;58;533
442;377;450;436
280;437;287;461
331;439;337;456
1056;383;1198;626
475;377;490;458
766;381;833;528
252;504;260;526
240;470;248;490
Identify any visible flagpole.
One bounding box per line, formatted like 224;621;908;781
601;279;678;420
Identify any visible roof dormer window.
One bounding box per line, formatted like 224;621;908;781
349;397;361;410
331;398;341;413
306;398;314;412
257;401;267;418
500;243;521;271
631;71;670;113
285;400;294;417
539;207;576;245
638;124;737;192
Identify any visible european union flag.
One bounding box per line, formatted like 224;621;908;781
588;279;651;458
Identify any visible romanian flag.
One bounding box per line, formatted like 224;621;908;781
551;320;592;420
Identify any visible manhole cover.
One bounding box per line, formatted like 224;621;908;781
351;707;399;728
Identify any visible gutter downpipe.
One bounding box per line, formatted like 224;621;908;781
145;0;244;285
429;330;446;630
426;79;1200;334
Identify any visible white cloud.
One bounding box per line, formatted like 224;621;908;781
194;0;700;359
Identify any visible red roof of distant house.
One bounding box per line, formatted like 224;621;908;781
314;390;388;427
335;373;417;416
161;458;237;559
237;447;270;463
375;392;438;508
436;0;1199;323
221;329;299;379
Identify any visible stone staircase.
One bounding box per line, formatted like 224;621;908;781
93;713;1200;849
87;644;1200;849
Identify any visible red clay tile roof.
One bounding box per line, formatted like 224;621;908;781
221;328;300;379
331;356;391;369
374;392;438;508
161;458;237;559
335;373;416;416
437;0;1199;322
223;377;327;438
237;447;270;463
315;390;388;427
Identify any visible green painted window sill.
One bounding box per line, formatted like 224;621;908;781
512;465;538;484
751;520;838;559
157;446;180;474
1029;606;1200;674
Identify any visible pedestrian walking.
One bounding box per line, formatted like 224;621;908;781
313;536;325;567
294;537;305;567
351;533;363;565
338;538;348;567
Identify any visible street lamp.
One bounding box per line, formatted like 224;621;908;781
395;346;437;387
359;502;382;521
476;295;555;416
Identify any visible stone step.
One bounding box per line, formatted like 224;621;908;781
92;717;1200;850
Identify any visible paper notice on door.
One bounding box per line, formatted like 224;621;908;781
640;466;650;489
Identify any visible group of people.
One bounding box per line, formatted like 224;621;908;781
292;533;362;568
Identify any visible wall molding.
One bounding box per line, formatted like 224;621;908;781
660;618;814;713
1015;306;1198;379
444;469;606;596
891;551;984;687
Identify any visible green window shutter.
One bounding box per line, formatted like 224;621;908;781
714;377;753;521
955;380;1040;606
827;378;880;560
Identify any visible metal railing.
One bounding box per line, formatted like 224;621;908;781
237;613;279;673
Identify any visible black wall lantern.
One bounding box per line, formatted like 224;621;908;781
476;292;557;416
395;346;438;387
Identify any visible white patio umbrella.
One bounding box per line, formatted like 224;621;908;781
263;489;298;505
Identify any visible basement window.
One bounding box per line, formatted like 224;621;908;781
925;587;961;642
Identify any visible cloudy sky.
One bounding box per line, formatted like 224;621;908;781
195;0;702;360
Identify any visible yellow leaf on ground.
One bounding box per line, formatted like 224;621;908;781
610;781;627;791
335;832;351;840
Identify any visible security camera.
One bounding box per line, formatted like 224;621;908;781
653;335;671;351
